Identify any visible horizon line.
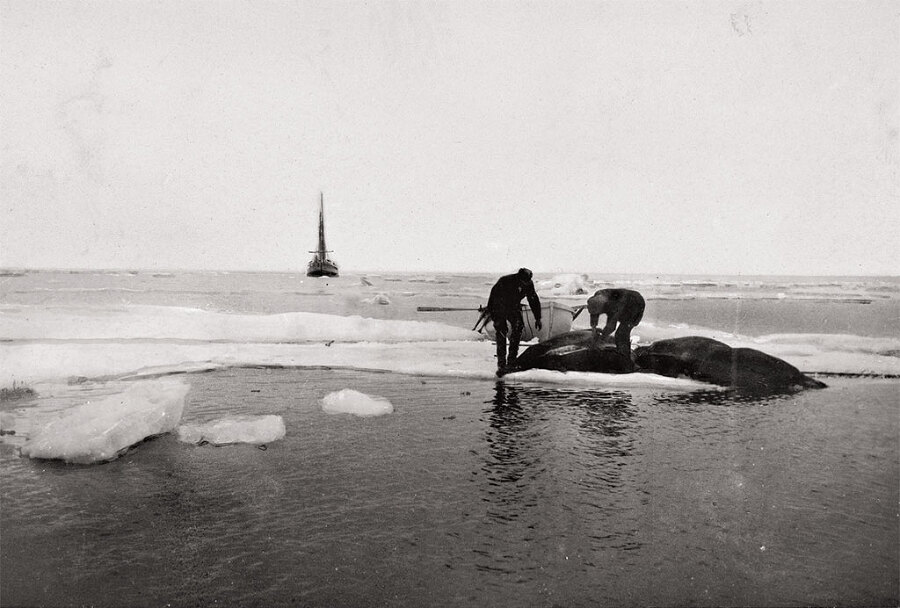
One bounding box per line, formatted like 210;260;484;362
2;266;897;279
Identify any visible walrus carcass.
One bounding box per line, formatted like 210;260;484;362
514;332;826;392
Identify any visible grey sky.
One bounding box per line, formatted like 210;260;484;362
1;1;897;274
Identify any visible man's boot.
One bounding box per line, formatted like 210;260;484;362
507;334;521;372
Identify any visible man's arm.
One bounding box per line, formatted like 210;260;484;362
525;282;542;329
597;293;624;340
599;313;618;339
588;292;604;343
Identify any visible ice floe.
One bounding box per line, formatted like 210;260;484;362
321;389;394;417
177;415;286;446
19;379;189;464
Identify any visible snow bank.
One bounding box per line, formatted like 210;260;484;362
177;415;285;445
0;304;477;343
0;340;499;386
19;379;190;464
1;304;897;389
321;389;394;417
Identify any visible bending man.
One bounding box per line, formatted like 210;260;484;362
587;288;645;359
488;268;542;375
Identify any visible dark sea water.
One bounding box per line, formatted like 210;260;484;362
2;368;897;607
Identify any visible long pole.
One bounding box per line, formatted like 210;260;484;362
416;306;483;312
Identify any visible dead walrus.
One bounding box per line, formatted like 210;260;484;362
514;332;826;393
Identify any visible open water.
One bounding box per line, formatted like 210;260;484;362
1;270;898;606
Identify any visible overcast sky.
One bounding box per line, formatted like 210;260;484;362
1;1;897;275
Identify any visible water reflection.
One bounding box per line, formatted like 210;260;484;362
483;382;638;482
653;387;794;408
473;382;643;574
487;383;636;452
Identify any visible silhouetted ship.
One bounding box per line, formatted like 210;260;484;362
306;193;339;278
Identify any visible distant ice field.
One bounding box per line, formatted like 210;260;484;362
1;269;897;387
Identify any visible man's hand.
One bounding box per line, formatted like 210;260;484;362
535;319;543;331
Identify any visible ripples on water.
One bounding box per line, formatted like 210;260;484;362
1;369;897;607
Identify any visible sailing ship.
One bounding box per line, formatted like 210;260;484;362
306;193;339;278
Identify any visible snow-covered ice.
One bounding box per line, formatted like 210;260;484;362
0;305;475;343
504;368;719;390
1;304;897;389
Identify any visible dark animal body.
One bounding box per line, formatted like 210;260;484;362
515;333;826;393
515;330;635;374
635;337;827;392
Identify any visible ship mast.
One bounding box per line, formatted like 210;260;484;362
317;192;327;257
311;192;332;258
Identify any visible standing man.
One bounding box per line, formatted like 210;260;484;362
587;288;645;359
487;268;542;375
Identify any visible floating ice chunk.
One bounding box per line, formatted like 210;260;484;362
321;389;394;417
408;277;450;284
364;293;391;305
20;379;190;464
536;274;590;296
177;415;285;446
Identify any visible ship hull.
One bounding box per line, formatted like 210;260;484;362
307;260;339;278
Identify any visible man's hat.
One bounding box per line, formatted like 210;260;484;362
517;268;533;281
